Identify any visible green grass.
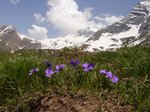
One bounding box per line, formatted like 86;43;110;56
0;46;150;111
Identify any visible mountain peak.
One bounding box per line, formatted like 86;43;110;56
140;0;150;6
0;25;16;35
129;0;150;17
1;0;150;52
74;27;95;37
85;0;150;51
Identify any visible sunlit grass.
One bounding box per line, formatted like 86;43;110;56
0;46;150;111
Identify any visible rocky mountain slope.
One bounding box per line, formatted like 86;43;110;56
0;25;41;52
0;0;150;52
85;0;150;51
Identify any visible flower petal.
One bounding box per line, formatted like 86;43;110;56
29;68;39;76
84;68;89;72
99;70;107;75
75;60;80;65
111;75;119;83
70;59;80;67
33;68;39;73
88;64;94;70
82;63;89;68
45;68;54;76
106;72;113;79
55;64;65;71
29;72;33;76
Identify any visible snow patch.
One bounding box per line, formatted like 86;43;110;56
18;33;34;41
86;24;141;51
39;28;95;49
0;25;15;35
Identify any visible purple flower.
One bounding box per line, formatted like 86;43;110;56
55;64;65;73
82;63;95;72
29;68;39;76
100;70;113;79
111;75;119;83
45;67;54;78
105;72;113;79
70;59;80;67
99;70;119;83
44;60;52;67
99;70;107;74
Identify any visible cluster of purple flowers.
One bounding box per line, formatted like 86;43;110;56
99;70;119;83
44;60;65;78
70;59;80;67
70;59;95;72
29;59;119;83
82;63;95;72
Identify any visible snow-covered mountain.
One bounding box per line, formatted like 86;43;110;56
1;0;150;52
86;0;150;51
0;25;42;52
39;27;95;49
0;25;94;52
40;0;150;51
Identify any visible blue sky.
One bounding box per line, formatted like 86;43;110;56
0;0;139;39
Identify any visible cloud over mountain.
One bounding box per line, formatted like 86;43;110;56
45;0;123;34
94;14;124;26
34;13;46;24
46;0;101;34
32;0;124;37
28;24;48;40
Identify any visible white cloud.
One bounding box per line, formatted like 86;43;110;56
94;14;124;25
83;7;93;19
31;0;124;37
34;13;46;24
28;24;48;40
46;0;102;34
9;0;20;4
44;0;124;34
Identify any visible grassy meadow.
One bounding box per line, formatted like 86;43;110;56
0;46;150;111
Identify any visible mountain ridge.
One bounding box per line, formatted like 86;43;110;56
0;25;42;52
0;0;150;52
85;0;150;51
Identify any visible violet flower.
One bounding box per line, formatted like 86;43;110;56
70;59;80;67
99;69;107;74
45;67;54;78
99;70;119;83
29;68;39;76
55;64;65;73
82;63;95;72
111;75;119;83
105;72;113;79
